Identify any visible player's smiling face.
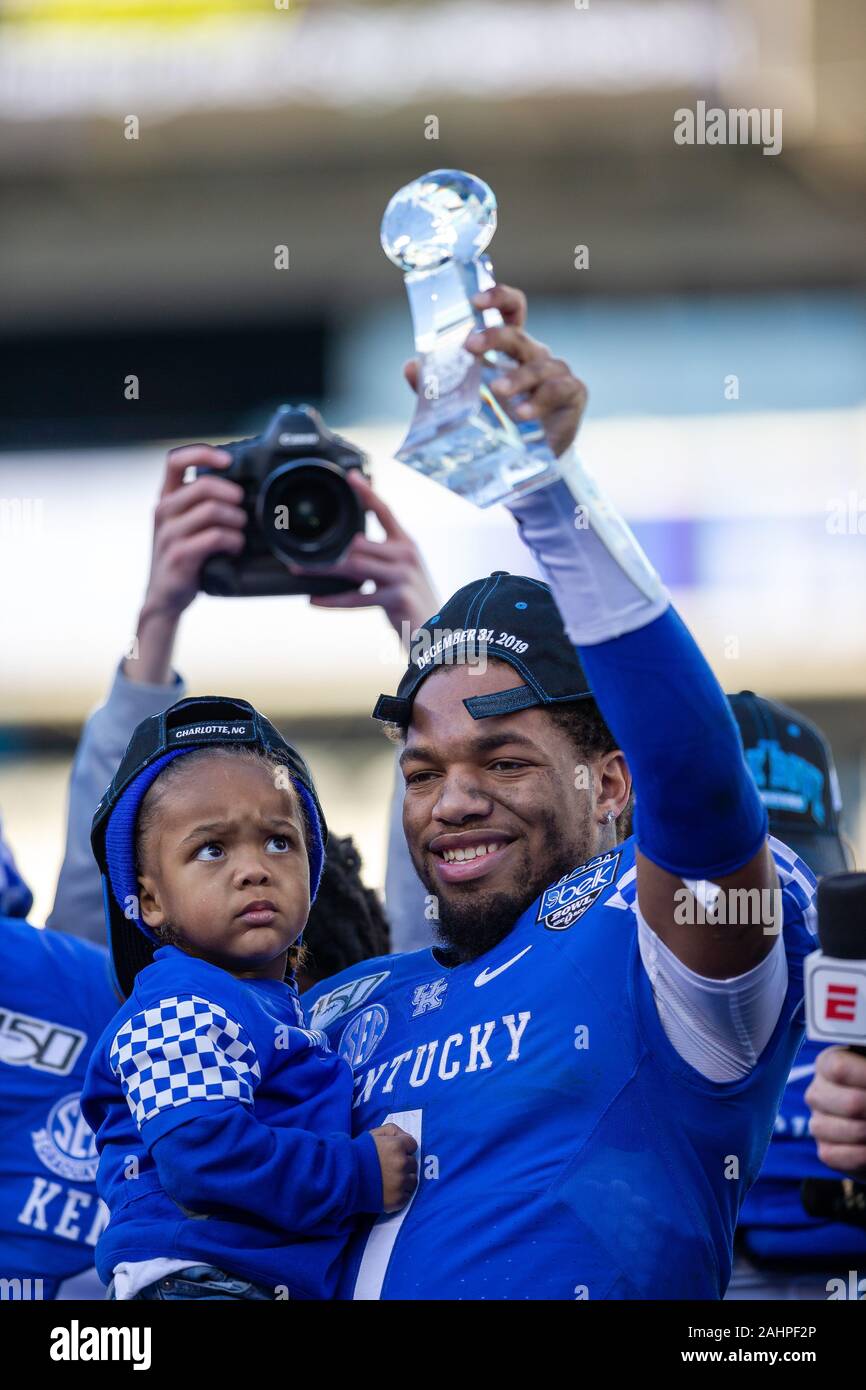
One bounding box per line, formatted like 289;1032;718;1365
401;662;603;959
137;753;311;981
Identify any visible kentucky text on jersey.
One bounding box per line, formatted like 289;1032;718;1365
303;835;817;1301
350;1013;531;1106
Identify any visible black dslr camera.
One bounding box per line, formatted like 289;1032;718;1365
199;404;369;597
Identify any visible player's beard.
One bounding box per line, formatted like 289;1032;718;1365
415;805;593;965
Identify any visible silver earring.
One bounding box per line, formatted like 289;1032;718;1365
603;810;615;824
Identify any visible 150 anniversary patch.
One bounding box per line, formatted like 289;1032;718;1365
536;850;622;931
307;970;391;1030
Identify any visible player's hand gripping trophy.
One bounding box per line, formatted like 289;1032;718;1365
381;169;561;508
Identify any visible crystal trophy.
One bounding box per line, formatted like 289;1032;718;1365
381;169;560;508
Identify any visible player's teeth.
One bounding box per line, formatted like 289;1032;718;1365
441;844;504;860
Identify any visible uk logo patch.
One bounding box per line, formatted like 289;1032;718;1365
339;1004;389;1068
411;979;448;1017
537;850;622;931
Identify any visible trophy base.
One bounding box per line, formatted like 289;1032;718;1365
396;412;560;509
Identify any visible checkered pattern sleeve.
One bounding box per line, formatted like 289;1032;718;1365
109;994;261;1142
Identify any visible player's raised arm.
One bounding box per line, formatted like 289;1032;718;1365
471;301;777;980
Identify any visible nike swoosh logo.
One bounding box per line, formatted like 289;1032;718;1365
474;945;533;987
787;1063;816;1083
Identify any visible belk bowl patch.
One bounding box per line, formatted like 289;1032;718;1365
537;850;622;931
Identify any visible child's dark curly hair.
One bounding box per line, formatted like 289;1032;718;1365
300;833;391;990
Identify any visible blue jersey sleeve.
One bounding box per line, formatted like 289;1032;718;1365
109;992;262;1143
576;610;767;879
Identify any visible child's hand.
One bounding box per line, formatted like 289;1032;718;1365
370;1123;419;1212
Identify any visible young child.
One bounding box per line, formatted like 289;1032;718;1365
81;695;416;1301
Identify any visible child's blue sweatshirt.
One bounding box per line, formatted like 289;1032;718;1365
80;944;382;1299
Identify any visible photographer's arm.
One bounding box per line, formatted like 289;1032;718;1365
302;472;439;640
47;448;246;943
45;665;184;944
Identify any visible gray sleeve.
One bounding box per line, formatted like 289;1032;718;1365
46;662;186;945
384;748;435;953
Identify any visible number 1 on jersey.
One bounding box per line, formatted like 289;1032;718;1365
353;1109;423;1301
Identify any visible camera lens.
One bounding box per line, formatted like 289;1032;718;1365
258;460;362;565
288;481;338;541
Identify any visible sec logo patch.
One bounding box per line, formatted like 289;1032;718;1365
339;1004;389;1068
31;1092;98;1182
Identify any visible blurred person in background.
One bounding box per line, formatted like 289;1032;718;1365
724;694;866;1298
0;814;116;1300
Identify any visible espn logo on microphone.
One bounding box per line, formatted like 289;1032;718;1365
804;952;866;1045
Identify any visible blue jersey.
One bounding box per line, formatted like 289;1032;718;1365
81;944;381;1299
0;917;118;1298
303;835;816;1300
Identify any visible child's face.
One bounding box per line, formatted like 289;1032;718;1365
137;755;311;981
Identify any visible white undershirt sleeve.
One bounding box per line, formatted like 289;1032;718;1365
636;904;788;1083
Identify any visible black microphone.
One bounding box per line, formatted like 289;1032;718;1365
800;872;866;1225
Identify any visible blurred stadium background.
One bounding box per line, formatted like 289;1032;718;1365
0;0;865;922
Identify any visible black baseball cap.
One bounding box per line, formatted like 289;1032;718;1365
728;691;847;878
91;696;328;998
373;572;594;725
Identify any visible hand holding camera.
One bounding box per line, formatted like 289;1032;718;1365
124;444;246;685
301;471;439;644
198;405;370;599
124;278;583;682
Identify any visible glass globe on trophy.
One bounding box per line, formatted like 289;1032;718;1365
381;169;560;508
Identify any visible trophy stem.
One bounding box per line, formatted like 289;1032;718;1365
383;168;562;507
